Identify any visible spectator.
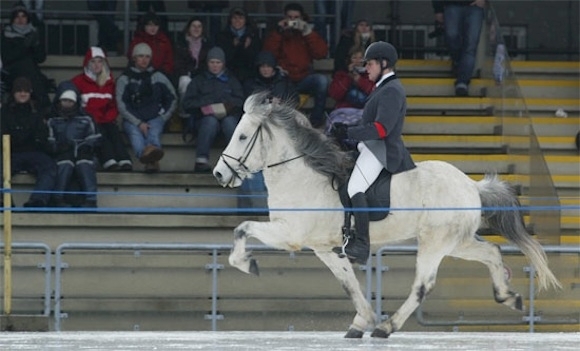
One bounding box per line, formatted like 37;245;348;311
1;2;50;112
182;47;244;173
186;1;230;44
174;16;210;95
21;0;44;23
72;46;133;172
0;76;56;208
240;50;300;214
263;3;329;128
326;46;374;136
136;0;168;33
47;82;101;208
333;19;376;73
432;0;486;96
174;16;210;141
216;7;262;84
128;11;174;77
243;51;298;104
86;0;123;55
313;0;355;51
116;43;177;173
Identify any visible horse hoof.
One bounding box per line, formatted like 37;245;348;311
249;258;260;276
344;328;364;338
370;328;390;338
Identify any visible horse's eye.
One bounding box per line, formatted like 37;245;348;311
239;134;247;141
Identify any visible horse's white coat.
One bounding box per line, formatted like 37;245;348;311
213;94;561;338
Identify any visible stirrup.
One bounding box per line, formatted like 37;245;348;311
333;212;353;258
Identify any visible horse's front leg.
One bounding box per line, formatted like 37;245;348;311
315;250;377;338
229;219;298;276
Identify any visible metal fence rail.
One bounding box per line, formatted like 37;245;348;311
51;241;579;332
0;242;52;317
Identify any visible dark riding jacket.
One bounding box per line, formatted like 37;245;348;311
347;74;415;174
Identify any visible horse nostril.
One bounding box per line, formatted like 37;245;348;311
214;171;222;180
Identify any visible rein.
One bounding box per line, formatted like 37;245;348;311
220;124;305;182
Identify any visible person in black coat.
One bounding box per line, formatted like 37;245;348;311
216;7;262;84
1;3;50;111
243;51;298;105
0;76;56;208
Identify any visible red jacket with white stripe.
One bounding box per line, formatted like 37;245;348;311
71;47;118;124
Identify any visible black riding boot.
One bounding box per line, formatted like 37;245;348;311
336;192;370;264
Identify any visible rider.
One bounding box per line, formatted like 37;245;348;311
331;41;416;264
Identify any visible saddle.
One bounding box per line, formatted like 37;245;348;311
338;168;392;221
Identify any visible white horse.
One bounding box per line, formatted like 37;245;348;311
212;92;561;338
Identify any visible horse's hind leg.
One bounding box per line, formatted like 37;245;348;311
371;247;446;338
315;250;377;338
449;237;524;311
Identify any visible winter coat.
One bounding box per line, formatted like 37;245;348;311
1;23;50;109
71;47;118;124
0;99;49;154
116;66;177;126
127;29;174;76
243;69;298;105
47;82;101;157
216;25;262;82
347;75;415;174
328;70;374;109
182;69;244;118
173;35;210;79
263;27;328;82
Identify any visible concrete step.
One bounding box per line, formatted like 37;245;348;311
404;116;501;135
401;78;579;99
531;116;580;136
510;61;580;80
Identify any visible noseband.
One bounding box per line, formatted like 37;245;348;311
220;124;305;182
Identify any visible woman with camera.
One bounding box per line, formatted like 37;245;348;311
326;46;375;137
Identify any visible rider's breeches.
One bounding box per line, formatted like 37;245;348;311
347;142;384;198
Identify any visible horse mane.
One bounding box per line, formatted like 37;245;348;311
245;92;353;185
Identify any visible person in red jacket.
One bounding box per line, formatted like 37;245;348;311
326;46;374;139
127;11;174;77
72;46;133;171
263;2;329;128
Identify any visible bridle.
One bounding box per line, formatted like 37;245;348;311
219;123;305;182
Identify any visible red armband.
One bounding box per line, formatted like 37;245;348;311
374;122;387;138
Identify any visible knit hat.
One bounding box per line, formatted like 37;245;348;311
132;43;152;57
207;47;226;64
59;90;77;102
255;51;277;68
12;76;32;93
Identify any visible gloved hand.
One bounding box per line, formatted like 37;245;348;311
295;19;312;36
330;122;349;142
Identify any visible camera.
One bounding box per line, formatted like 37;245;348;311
354;66;367;74
288;20;298;28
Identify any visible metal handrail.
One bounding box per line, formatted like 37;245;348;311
0;242;52;316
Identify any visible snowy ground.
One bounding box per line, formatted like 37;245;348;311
0;331;578;351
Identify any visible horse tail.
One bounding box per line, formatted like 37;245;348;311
476;174;562;292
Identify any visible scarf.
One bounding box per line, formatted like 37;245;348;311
3;23;34;38
230;26;246;39
187;36;202;68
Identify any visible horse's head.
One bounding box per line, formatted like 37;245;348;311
213;92;276;188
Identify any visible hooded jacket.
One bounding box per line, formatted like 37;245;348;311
71;47;118;124
243;51;298;104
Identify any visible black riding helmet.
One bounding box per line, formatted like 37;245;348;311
363;41;398;71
